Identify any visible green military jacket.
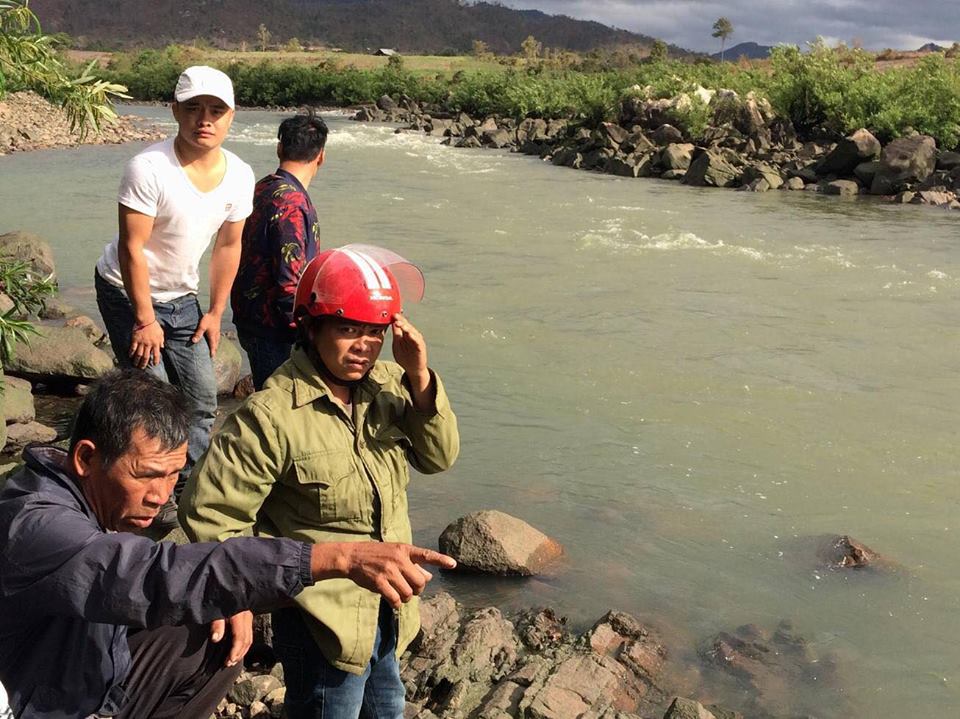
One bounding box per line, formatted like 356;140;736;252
179;346;459;673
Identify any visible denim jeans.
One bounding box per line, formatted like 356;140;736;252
236;330;292;391
272;602;405;719
95;272;218;496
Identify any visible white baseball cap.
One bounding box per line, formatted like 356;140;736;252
174;65;235;109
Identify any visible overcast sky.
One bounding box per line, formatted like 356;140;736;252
496;0;960;53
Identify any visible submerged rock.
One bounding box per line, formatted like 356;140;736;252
700;620;841;717
438;510;563;576
816;534;881;569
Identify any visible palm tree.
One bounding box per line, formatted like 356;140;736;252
712;17;734;61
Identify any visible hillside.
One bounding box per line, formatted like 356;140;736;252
711;41;773;60
31;0;684;55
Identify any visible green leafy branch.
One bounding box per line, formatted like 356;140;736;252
0;0;129;138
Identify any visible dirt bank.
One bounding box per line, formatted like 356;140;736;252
0;91;165;155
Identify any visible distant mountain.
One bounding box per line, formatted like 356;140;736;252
711;41;773;60
916;42;947;53
31;0;682;55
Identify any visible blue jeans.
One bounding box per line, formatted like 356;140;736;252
272;602;405;719
95;272;217;496
236;330;292;391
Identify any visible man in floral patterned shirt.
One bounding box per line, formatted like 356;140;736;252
231;114;328;389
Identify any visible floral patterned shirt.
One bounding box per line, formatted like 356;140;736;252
231;169;320;341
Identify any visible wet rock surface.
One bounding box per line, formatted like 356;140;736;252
0;91;165;155
815;534;885;570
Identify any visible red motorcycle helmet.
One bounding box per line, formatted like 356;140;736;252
295;244;424;324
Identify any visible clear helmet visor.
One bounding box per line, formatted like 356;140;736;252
310;243;425;310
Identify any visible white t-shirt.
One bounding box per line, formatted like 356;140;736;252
96;138;255;303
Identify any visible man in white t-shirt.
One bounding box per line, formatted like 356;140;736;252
95;66;255;529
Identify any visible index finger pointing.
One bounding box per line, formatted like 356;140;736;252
409;546;457;570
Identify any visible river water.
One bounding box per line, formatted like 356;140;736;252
1;106;958;717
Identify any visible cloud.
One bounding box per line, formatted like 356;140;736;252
495;0;960;52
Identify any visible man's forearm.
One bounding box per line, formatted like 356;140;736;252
118;243;155;325
208;240;242;315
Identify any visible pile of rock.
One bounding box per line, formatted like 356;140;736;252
212;591;740;719
205;514;870;718
0;91;165;155
353;90;960;210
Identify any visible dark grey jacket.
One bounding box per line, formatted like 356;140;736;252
0;446;314;719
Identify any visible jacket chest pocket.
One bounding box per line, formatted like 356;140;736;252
292;450;370;524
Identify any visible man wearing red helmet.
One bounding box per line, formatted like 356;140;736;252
180;245;459;719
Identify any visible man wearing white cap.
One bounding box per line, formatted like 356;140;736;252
94;66;255;532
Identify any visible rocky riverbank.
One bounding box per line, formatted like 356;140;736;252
353;90;960;211
1;230;894;718
0;91;165;155
0;230;244;458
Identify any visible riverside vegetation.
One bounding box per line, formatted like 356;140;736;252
96;43;960;209
100;42;960;149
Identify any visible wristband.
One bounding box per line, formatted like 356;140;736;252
133;319;157;332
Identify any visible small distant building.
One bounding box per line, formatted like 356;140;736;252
374;48;398;56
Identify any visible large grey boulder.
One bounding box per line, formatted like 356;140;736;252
4;421;56;452
660;143;695;171
481;127;513;148
937;150;960;172
621;129;654;154
853;160;882;186
64;315;106;344
814;128;881;177
822;179;861;197
652;123;684;146
515;118;548;144
2;375;34;424
4;325;114;383
0;230;57;282
870;134;937;194
39;297;75;320
607;152;655;178
213;336;243;396
598;121;629;147
438;510;563;576
741;163;784;190
683;150;740;188
375;94;398;113
711;94;766;137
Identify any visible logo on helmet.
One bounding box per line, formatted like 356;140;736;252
370;289;394;302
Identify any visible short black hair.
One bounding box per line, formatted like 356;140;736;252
69;370;191;467
278;113;329;162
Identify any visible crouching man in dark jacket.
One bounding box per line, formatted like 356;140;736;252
0;370;454;719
